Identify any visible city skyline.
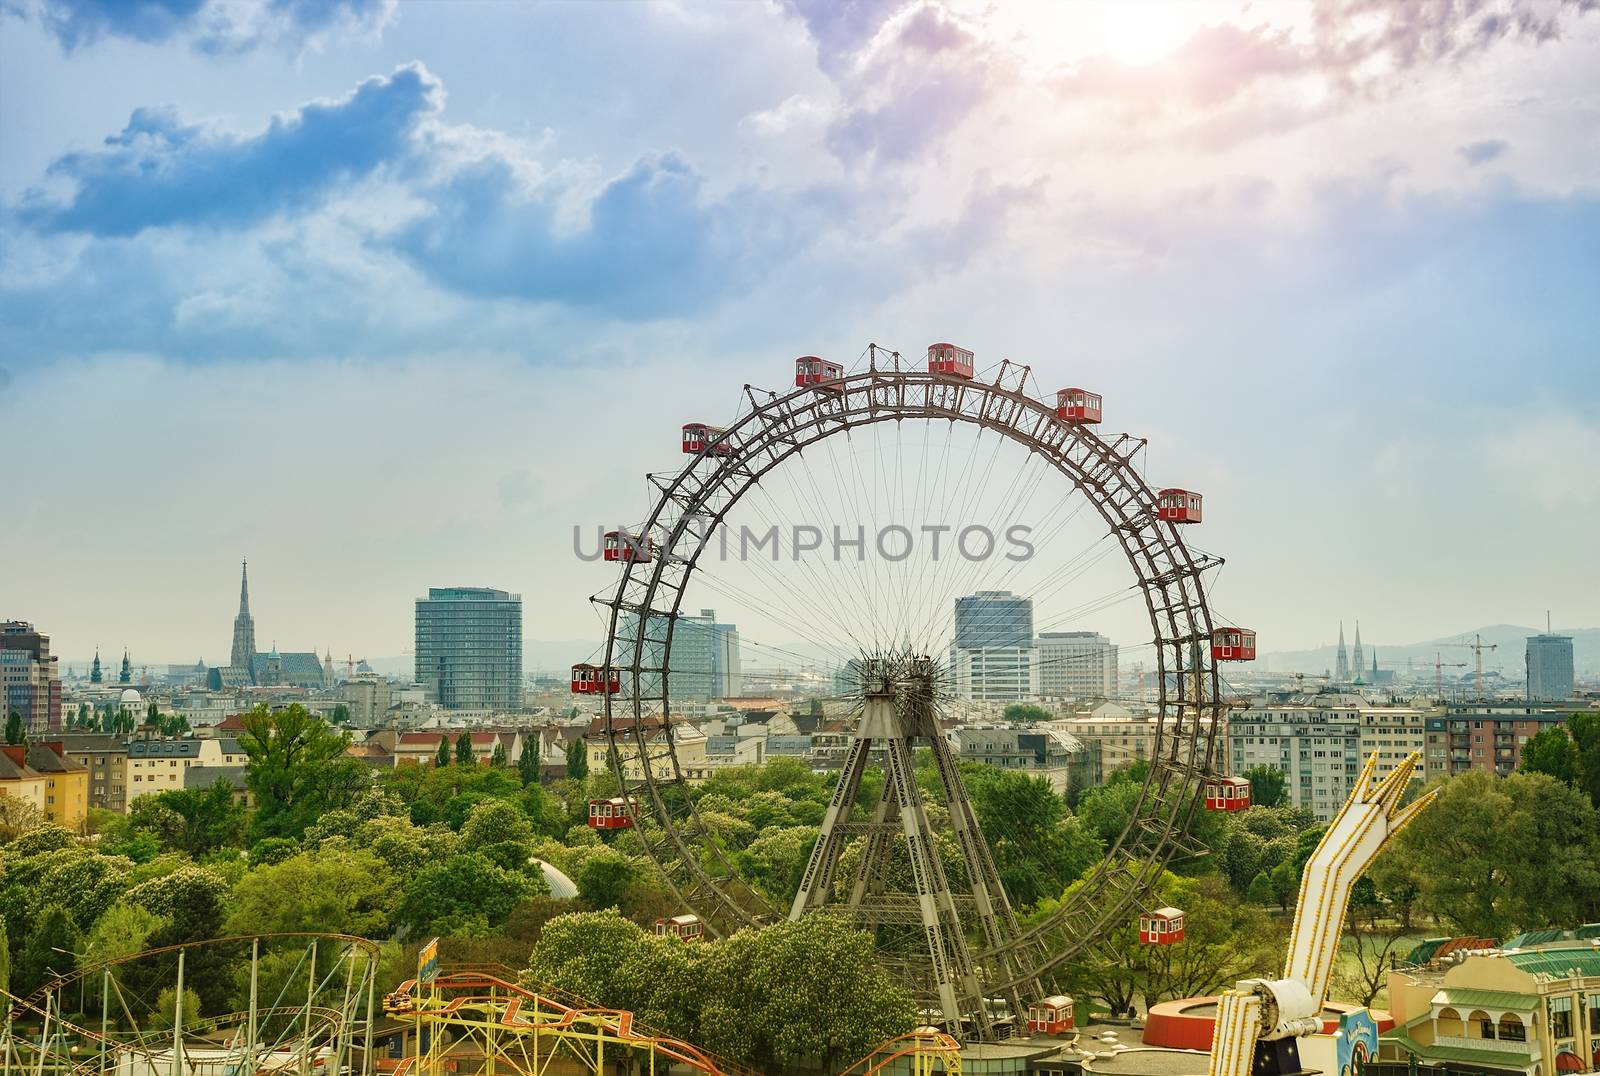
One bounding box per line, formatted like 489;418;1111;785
3;1;1598;660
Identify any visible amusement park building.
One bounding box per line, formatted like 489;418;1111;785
1379;928;1600;1076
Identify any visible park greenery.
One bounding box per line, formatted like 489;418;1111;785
2;702;1599;1070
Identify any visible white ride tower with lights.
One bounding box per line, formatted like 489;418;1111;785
1207;751;1437;1076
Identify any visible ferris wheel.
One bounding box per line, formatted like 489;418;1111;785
575;342;1256;1039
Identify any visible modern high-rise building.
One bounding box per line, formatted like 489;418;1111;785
415;587;524;710
954;591;1034;649
1525;633;1574;701
1;621;62;733
1036;631;1117;701
951;591;1037;702
667;609;742;700
949;646;1040;702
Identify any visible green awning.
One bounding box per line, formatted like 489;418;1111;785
1433;989;1539;1011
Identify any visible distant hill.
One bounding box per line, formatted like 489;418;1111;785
1261;624;1600;678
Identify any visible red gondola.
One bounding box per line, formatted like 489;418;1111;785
1157;488;1203;524
654;913;705;942
570;663;621;694
588;796;636;830
1055;388;1103;424
1211;627;1256;661
795;355;844;390
1139;907;1185;945
1026;995;1075;1035
603;530;656;563
1205;776;1253;812
682;423;733;456
927;342;974;379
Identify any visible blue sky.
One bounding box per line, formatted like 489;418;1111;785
2;0;1597;667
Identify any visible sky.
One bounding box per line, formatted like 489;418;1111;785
1;0;1597;670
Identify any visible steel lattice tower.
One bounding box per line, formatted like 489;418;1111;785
789;654;1041;1038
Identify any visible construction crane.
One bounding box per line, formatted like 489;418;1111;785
1409;652;1468;697
1438;634;1499;699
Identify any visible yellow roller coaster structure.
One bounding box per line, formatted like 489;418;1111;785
382;966;758;1076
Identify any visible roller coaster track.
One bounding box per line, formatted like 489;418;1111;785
838;1027;962;1075
384;967;761;1076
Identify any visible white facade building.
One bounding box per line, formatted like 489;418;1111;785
1036;631;1117;701
949;646;1040;702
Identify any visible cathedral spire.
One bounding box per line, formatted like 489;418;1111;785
1334;621;1350;682
230;559;257;675
90;646;103;684
1351;620;1364;679
119;649;131;684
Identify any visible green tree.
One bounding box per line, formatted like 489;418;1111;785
1243;764;1289;808
1567;712;1600;809
226;849;397;937
398;853;542;936
1268;861;1300;910
565;738;589;781
83;903;165;967
1075;777;1142;846
239;704;370;840
962;766;1102;906
699;914;916;1071
0;914;9;993
576;848;640;910
461;798;535;847
490;739;508;767
435;735;450;767
330;704;351;725
1002;703;1052;723
1519;726;1580;784
455;732;475;765
14;904;81;993
4;711;23;745
147;986;203;1031
1246;870;1273;905
128;781;247;856
517;741;540;784
1387;770;1600;935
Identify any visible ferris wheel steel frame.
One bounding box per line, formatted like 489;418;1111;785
597;351;1224;1016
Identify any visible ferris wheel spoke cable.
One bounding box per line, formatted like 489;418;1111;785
903;421;1013;653
731;457;880;655
820;427;895;648
686;569;860;670
726;486;876;659
844;423;904;649
906;442;1055;655
896;420;958;656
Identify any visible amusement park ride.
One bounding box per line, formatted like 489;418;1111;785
576;339;1272;1040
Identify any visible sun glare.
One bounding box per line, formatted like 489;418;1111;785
983;0;1270;70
